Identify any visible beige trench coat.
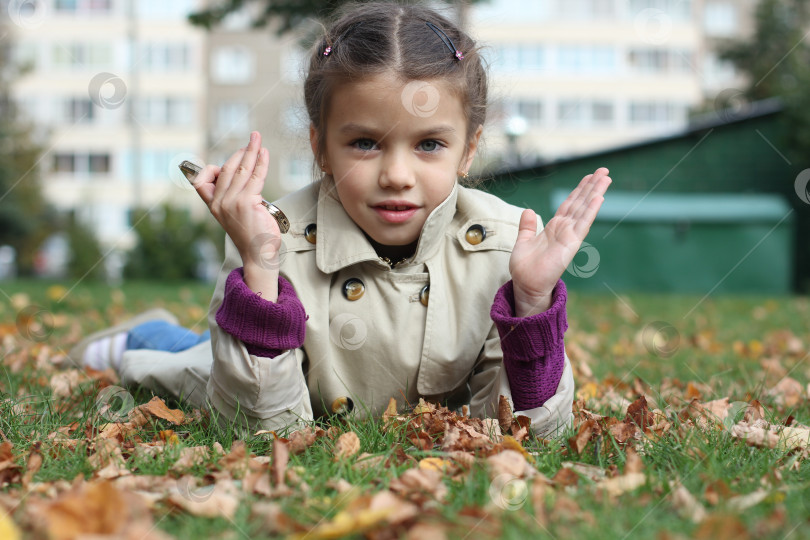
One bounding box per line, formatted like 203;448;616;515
119;176;574;438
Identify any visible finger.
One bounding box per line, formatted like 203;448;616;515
567;168;609;219
228;131;263;196
192;164;221;207
573;194;606;238
242;146;270;197
515;208;537;244
556;174;591;217
572;175;611;222
213;147;247;201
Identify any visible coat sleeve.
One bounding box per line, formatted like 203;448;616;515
205;235;313;432
467;322;574;440
468;213;574;440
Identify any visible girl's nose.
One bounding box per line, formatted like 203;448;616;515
379;151;415;190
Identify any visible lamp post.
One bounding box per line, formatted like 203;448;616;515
505;115;528;167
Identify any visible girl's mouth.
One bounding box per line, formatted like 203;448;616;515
373;203;419;223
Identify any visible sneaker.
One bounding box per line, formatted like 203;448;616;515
66;308;180;371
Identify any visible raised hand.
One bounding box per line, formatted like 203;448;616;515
191;131;281;300
509;168;612;317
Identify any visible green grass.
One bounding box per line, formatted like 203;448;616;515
1;278;809;539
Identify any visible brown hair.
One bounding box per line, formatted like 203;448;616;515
303;2;488;171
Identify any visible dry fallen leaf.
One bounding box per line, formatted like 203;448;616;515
669;481;706;523
168;477;241;519
334;431;361;460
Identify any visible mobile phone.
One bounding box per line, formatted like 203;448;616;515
178;160;290;234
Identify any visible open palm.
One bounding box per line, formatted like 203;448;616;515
509;168;612;317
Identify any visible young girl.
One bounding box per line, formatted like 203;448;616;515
70;2;610;439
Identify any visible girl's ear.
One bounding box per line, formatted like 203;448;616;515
309;123;332;175
461;124;484;173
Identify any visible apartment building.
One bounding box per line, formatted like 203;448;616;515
472;0;755;167
4;0;754;251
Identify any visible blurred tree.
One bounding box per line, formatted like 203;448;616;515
718;0;810;161
188;0;478;34
65;213;105;281
0;20;55;275
125;204;223;281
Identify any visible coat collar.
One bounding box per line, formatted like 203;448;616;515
315;175;459;273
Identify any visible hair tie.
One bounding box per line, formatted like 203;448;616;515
426;22;463;61
323;22;362;57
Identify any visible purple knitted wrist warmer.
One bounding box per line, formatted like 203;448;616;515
490;279;568;411
215;268;307;358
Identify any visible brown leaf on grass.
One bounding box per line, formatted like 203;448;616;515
0;442;21;486
693;512;749;540
335;431;361;460
217;440;249;477
168;477;241;519
731;421;810;451
405;522;448;540
288;426;322;454
89;439;130;480
22;442;42;488
31;480;169;540
271;437;289;488
595;472;645;498
608;420;638;444
551;467;579;487
625;395;653;431
137;396;188;425
743;400;766;423
766;377;804;408
726;489;770;512
486;450;531;479
383;397;398;423
407;429;433;451
625;445;643;474
498;395;512;434
568;418;598;454
369;490;419;525
389;467;448;502
170;446;210;473
669;481;706;523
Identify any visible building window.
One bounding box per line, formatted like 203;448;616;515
556;0;616;19
52;42;112;70
211;46;255;84
557;46;616;73
628;0;692;21
214;102;251;137
703;2;736;36
492;44;544;73
628;48;693;73
592;102;614;123
281;157;313;192
137;0;195;18
516;100;543;126
51;152;111;175
65;98;94;123
557;100;615;126
629;101;686;125
141;43;190;72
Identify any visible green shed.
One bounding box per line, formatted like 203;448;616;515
482;99;806;294
551;190;793;294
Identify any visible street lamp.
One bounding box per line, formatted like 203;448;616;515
505;115;528;167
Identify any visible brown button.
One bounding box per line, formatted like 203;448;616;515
342;278;365;301
304;223;317;244
465;224;486;245
331;396;354;415
420;285;430;307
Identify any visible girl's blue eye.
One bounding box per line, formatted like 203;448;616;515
419;140;441;152
354;139;377;151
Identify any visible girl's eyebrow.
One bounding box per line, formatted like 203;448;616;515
338;123;456;137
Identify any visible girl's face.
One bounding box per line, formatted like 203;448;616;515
313;73;482;247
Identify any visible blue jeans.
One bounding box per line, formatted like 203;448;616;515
126;320;211;353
